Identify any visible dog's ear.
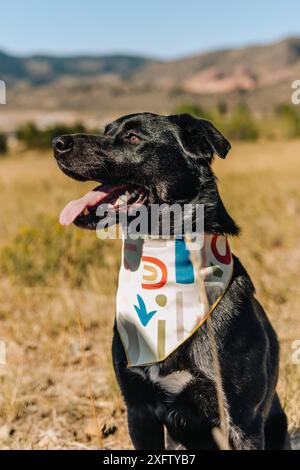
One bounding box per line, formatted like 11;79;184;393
171;113;231;161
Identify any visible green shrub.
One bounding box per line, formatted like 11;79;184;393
16;122;93;149
0;214;113;287
217;101;228;116
16;122;42;148
0;132;7;154
174;103;212;121
225;105;259;141
275;104;300;138
173;102;260;141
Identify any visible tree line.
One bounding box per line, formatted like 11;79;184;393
1;103;300;155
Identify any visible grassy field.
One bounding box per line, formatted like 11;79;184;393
0;141;299;449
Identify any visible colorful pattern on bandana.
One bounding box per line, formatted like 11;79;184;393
116;234;233;367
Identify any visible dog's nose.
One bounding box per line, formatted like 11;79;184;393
53;135;73;154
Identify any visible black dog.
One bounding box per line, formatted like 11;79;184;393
53;112;289;450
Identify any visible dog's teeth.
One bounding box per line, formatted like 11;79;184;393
83;208;90;216
125;191;131;198
120;194;128;202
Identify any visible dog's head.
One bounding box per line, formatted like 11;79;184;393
53;112;238;235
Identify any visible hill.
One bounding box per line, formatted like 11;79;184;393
1;37;300;130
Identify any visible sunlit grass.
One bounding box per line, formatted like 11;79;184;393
0;142;299;448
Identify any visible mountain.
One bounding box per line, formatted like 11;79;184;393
1;37;300;91
134;37;300;93
1;37;300;130
0;50;159;84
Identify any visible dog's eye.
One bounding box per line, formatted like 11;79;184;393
125;133;142;143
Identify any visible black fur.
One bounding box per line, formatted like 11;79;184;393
53;112;289;450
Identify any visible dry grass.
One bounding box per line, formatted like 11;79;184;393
0;141;299;449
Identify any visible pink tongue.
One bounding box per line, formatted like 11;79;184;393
59;185;112;226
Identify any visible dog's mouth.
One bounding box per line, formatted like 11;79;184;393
59;183;149;228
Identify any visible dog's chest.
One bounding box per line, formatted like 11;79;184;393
130;363;220;425
147;365;194;395
116;235;233;368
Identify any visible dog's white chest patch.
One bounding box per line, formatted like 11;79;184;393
148;366;193;395
116;235;233;367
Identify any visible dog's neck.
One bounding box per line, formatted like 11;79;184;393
191;169;240;237
203;196;240;236
116;234;233;367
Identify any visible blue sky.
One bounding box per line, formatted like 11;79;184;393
2;0;300;58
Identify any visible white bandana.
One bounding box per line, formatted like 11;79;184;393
116;234;233;367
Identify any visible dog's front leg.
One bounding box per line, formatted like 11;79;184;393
112;329;165;449
127;403;165;450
